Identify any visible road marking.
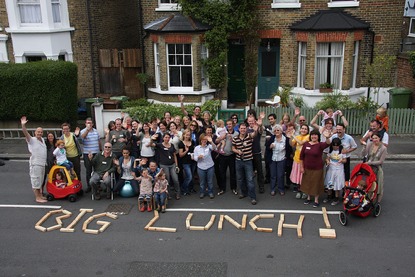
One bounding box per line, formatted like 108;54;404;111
166;208;341;215
0;204;61;209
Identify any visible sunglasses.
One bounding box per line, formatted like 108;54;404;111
191;124;197;127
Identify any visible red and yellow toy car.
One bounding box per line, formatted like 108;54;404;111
46;165;83;202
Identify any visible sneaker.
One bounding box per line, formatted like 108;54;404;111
313;202;320;208
161;206;166;213
139;204;145;212
296;192;302;199
251;199;257;205
259;188;265;194
147;205;152;212
303;199;311;205
232;189;238;195
331;200;339;206
199;193;205;199
301;193;308;199
270;191;276;196
239;194;247;199
94;193;101;200
293;186;299;193
322;198;330;204
209;193;214;199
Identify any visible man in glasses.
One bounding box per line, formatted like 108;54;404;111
88;143;117;200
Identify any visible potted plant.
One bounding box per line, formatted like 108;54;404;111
319;82;334;93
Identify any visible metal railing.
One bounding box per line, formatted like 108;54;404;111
0;128;62;139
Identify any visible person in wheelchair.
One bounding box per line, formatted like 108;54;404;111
88;142;117;200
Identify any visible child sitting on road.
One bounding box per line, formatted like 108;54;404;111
54;171;67;188
153;169;168;213
53;140;76;178
136;168;153;212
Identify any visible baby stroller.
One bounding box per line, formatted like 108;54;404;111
339;163;381;226
46;165;83;202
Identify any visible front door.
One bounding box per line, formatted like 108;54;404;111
257;40;280;101
227;44;246;104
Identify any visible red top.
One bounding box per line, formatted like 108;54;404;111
300;142;329;170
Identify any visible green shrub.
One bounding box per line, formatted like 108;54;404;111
0;60;78;125
123;99;221;123
314;90;355;111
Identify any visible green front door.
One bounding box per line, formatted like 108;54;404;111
258;41;280;101
227;44;246;103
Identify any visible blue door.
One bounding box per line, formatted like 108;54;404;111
257;40;280;101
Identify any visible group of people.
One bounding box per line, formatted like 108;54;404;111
22;98;388;208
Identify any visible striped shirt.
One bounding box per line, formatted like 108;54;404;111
80;127;100;154
232;135;253;161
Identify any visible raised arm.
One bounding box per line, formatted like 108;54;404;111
20;116;32;142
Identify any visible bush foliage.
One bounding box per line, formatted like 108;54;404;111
123;99;221;123
0;61;78;124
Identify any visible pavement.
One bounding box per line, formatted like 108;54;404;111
0;135;414;161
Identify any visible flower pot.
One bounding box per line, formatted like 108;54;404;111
319;88;333;93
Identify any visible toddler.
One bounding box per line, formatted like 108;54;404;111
154;169;169;213
54;171;67;188
137;168;153;212
319;108;341;126
215;120;226;154
53;140;76;178
344;180;367;207
376;107;389;132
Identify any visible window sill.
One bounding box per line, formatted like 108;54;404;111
271;3;301;9
155;5;181;12
328;1;359;8
149;87;215;95
5;27;75;34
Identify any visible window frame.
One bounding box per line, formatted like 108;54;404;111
314;42;344;90
409;18;415;37
154;43;161;88
351;41;359;88
17;0;42;25
156;0;181;12
201;44;209;88
328;0;359;8
271;0;301;9
51;0;61;23
297;42;307;88
167;43;193;89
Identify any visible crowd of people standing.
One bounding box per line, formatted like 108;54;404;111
21;98;388;208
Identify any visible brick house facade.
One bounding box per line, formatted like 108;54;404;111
140;0;406;107
0;0;141;98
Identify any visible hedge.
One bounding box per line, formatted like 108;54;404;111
0;60;78;125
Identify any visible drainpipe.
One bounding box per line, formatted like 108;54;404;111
366;29;375;102
86;0;97;97
138;0;148;99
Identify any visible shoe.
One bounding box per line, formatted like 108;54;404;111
199;193;205;199
209;193;214;199
191;189;197;193
85;187;92;193
322;198;330;204
217;190;225;196
251;199;257;205
296;192;302;199
301;193;308;199
270;191;276;196
313;202;320;208
147;205;152;212
239;195;247;199
232;189;238;195
279;191;285;196
139;204;145;212
259;188;265;194
175;194;181;200
94;193;101;200
293;187;299;193
331;200;339;206
304;199;311;205
161;207;166;213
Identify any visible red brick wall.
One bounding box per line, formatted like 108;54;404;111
396;54;415;108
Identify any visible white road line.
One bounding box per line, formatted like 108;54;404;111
0;204;61;209
166;208;341;215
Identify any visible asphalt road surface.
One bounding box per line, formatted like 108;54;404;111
0;160;414;277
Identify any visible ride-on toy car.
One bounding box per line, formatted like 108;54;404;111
46;165;83;202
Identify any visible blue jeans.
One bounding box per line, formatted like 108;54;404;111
270;159;286;193
198;166;215;195
235;159;256;200
182;163;196;194
155;192;167;206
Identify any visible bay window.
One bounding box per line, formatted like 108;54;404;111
168;44;193;87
